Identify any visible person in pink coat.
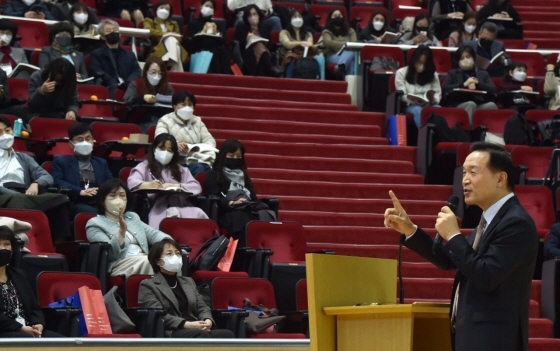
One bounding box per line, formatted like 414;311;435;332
128;133;208;229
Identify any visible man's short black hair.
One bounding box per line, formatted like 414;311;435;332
171;90;197;107
68;122;91;140
470;142;515;191
480;21;498;35
0;116;11;128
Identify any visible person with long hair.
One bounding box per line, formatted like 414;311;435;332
398;13;441;47
448;13;478;47
205;139;275;245
323;9;357;80
544;61;560;111
431;0;472;21
128;133;208;230
358;10;397;44
86;178;171;278
27;58;79;122
441;45;497;128
395;45;442;128
279;9;313;62
69;2;99;36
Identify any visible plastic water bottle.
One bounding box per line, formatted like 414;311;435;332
13;118;22;137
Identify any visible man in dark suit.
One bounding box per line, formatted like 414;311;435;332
461;21;511;78
384;142;538;351
89;19;141;94
51;122;113;216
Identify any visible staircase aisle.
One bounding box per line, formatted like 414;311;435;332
513;0;560;49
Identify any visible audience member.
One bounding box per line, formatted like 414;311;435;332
138;238;236;338
189;0;226;36
545;222;560;260
399;13;441;47
395;45;442;128
143;1;188;72
279;9;314;77
477;0;521;39
544;61;560;111
323;8;357;80
448;13;478;47
69;2;99;36
205;139;276;246
0;69;11;113
358;10;398;44
128;133;208;230
86;178;171;278
228;0;282;37
431;0;472;21
0;226;64;338
5;0;54;20
0;117;72;242
27;58;79;122
51;122;113;216
498;62;536;110
234;4;281;77
102;0;148;27
0;19;28;78
89;19;141;94
442;45;497;128
50;0;82;21
38;22;88;81
461;22;511;78
155;91;217;177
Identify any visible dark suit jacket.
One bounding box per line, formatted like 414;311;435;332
204;170;258;211
403;196;538;351
0;68;11;109
0;266;45;332
545;223;560;260
51;155;113;201
27;70;80;118
89;45;141;89
137;272;214;337
38;46;88;79
461;40;511;78
442;68;496;106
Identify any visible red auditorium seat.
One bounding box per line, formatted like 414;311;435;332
12;20;50;48
515;185;555;238
7;78;28;101
526;109;560;123
361;45;405;69
508;51;546;77
90;121;145;159
77;84;121;121
510;146;554;184
28;117;75;158
472;108;516;137
126;274;152;308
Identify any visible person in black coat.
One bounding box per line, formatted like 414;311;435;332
477;0;522;39
358;10;398;44
461;22;511;78
0;226;63;337
441;45;497;128
545;223;560;260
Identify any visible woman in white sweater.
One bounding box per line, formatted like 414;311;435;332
394;45;442;128
155;91;217;177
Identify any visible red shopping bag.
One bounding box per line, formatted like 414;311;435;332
217;238;238;272
78;286;113;335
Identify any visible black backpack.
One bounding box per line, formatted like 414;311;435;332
189;233;229;272
292;57;320;80
504;112;535;145
427;114;471;143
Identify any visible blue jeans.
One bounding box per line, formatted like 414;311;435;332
187;163;210;177
406;104;441;128
326;51;355;76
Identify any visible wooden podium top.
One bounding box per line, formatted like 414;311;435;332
324;303;450;317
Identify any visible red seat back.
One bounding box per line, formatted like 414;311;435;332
361;45;405;69
195;172;207;196
420;107;469;129
12;20;50;49
29;117;76;140
245;221;306;263
159;218;218;254
119;167;132;184
526;109;560;123
37;271;101;307
296;279;308;311
126;274;152;308
211;277;276;309
91;122;142;143
511;146;554;180
41;161;52;173
74;212;97;241
7;78;29;100
472;109;516;134
508;51;546;77
515;185;555;231
0;209;54;253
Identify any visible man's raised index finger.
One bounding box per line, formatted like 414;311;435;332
388;190;404;211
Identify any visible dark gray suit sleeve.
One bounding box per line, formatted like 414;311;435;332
403;227;457;270
20;153;53;187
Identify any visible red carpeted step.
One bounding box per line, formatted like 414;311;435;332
530;300;540;318
198;96;358;111
253;169;424;184
253;179;453;199
279;211;440;227
211;129;388;145
167;71;348;93
247;155;414;173
197;105;384;126
531;280;541;306
398;278;454;300
529;318;554;338
521;38;560;50
522;22;560;32
529;338;560;351
306;243;427;262
402;262;456;279
276;197;439;214
171;83;351;104
519;12;560;23
203;117;380;137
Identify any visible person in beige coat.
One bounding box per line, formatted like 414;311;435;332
544;62;560;111
322;9;357;80
138;238;235;338
155;91;217;176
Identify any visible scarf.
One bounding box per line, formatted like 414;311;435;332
223;167;250;198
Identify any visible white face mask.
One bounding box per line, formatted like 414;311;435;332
73;13;88;25
464;25;476;34
154;149;173;165
0;34;12;47
459;57;475;71
373;21;384;31
22;0;35;6
200;6;214;17
147;73;162;86
248;15;259;25
73;141;93;156
291;17;303;28
105;197;126;217
513;71;527;82
0;134;14;150
176;106;194;121
160;255;182;273
156;8;170;20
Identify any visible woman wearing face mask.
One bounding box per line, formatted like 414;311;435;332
279;9;315;78
399;13;441;47
448;13;477;48
544;62;560;111
86;178;172;278
144;1;188;72
0;19;28;78
128;133;208;230
69;2;99;37
441;45;497;128
395;45;442;128
155;91;216;177
358;11;398;44
499;62;536;110
38;22;88;81
0;226;65;338
27;58;79;123
323;9;357;80
139;238;235;338
205;139;276;245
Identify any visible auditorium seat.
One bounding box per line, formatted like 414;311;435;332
29;117;76;159
472;109;517;140
12;20;50;49
510;146;553;184
515;185;555;238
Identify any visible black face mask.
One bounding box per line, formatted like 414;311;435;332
332;17;344;26
225;158;243;170
416;26;428;33
0;249;11;266
105;32;120;45
479;38;493;49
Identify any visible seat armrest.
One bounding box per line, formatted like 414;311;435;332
55;241;90;272
416;122;437;177
211;309;248;337
123;307;167;338
261;197;279;216
41;307;81;336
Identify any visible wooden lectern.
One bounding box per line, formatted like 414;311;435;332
306;254;451;351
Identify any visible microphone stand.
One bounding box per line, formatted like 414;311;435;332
398;236;404;304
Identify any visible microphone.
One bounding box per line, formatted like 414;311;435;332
432;195;460;254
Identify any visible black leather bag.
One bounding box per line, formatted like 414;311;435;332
189;234;230;271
